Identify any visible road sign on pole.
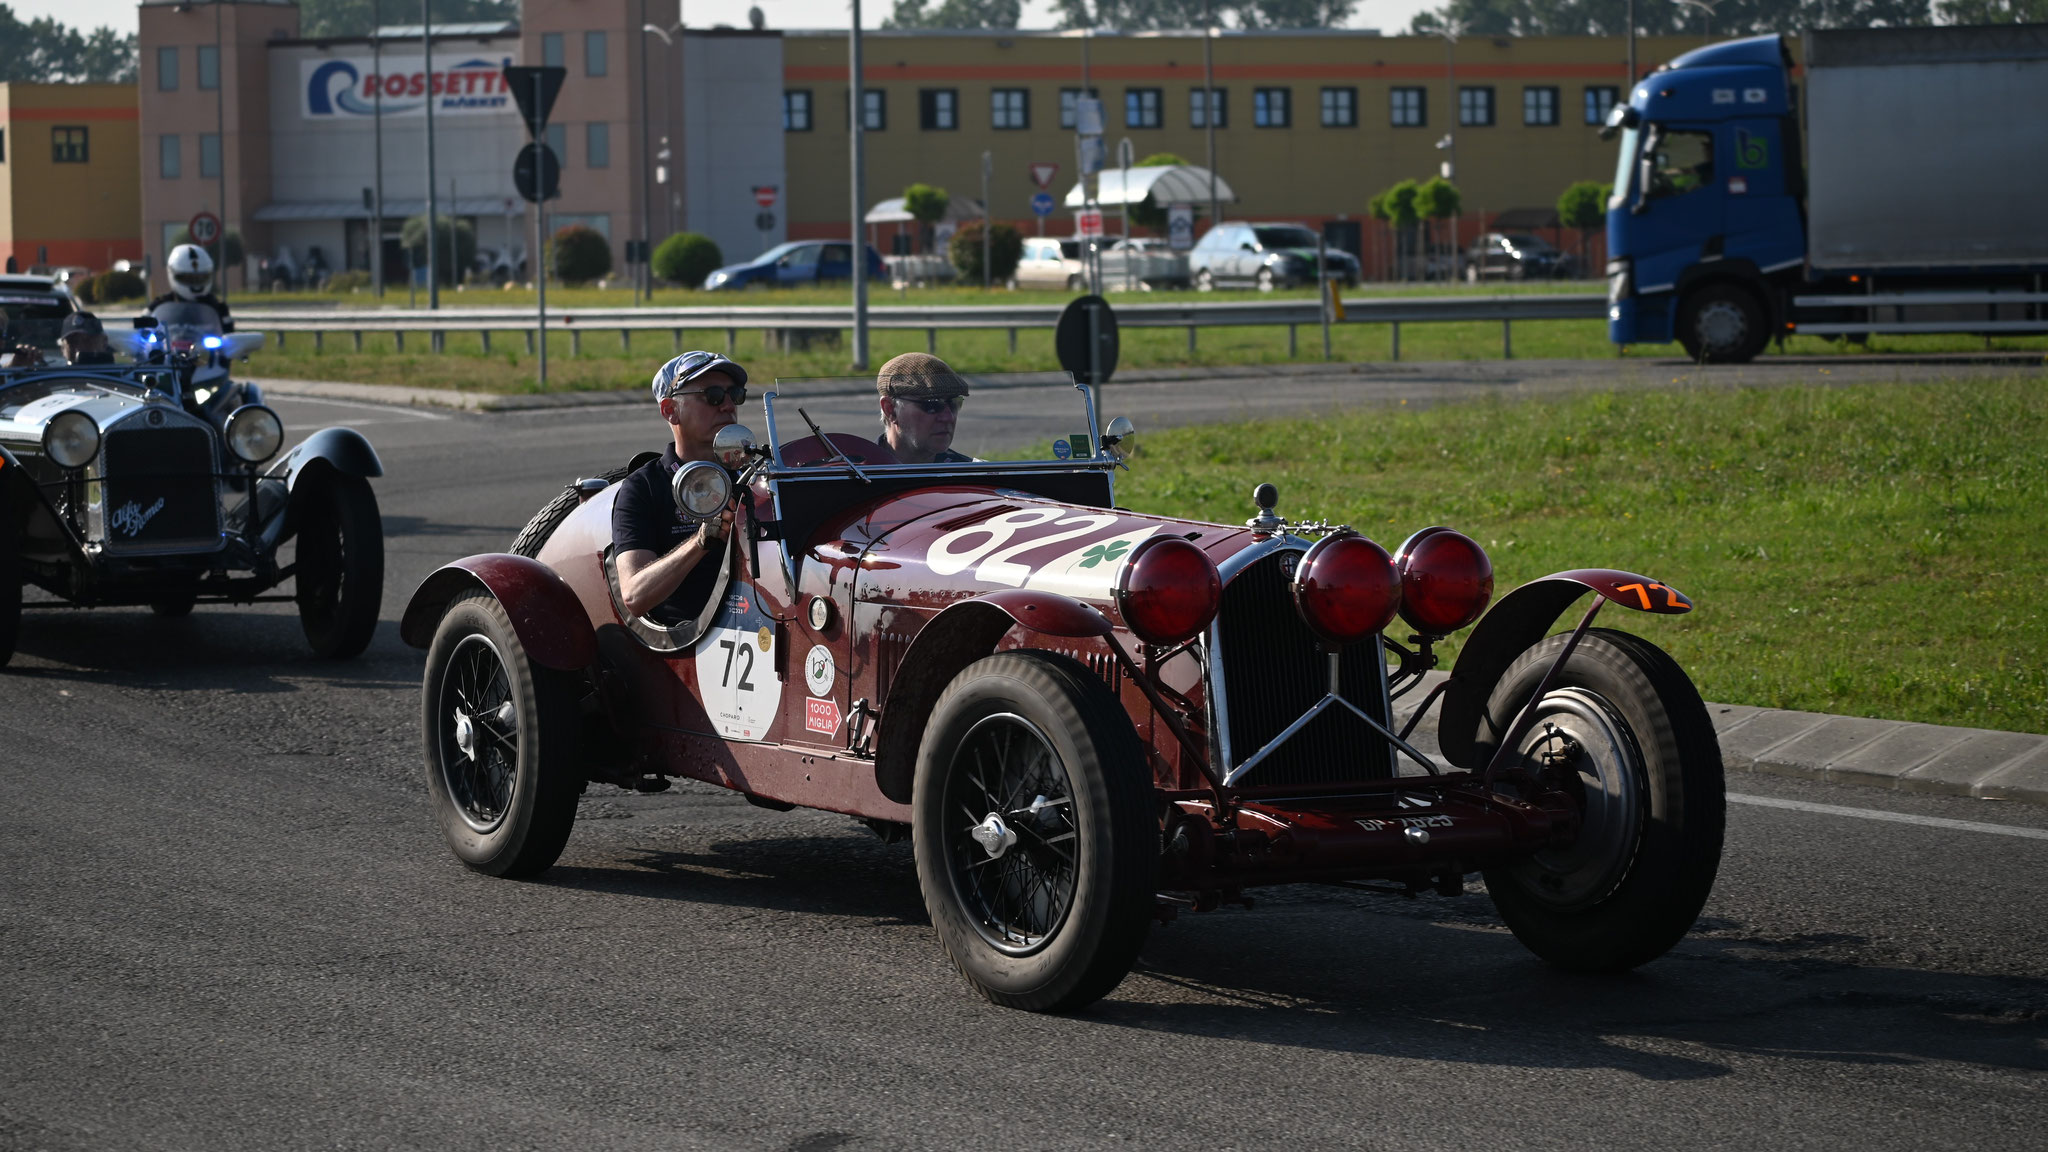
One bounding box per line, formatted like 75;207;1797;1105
1029;162;1060;189
1031;192;1055;217
753;185;779;209
1167;204;1195;251
513;143;561;203
187;211;221;247
1076;208;1105;238
503;66;567;136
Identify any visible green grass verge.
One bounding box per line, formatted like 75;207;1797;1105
1115;376;2047;734
245;319;2048;395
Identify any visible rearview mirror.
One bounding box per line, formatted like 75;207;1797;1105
712;423;759;469
1102;415;1137;460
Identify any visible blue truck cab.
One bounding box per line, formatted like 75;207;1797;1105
1605;35;1803;360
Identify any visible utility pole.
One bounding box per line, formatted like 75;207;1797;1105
1203;5;1218;232
213;0;228;301
636;0;650;303
980;150;992;291
850;0;869;370
371;12;385;298
423;0;440;309
1626;0;1637;89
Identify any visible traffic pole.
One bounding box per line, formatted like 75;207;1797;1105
532;71;548;390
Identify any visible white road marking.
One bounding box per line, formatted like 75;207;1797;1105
267;395;452;421
1729;792;2048;841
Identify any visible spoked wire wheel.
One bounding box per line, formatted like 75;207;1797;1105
436;633;520;834
943;713;1079;956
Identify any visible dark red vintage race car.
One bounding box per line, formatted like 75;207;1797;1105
402;378;1722;1012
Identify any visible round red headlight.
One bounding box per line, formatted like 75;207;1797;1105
1394;527;1494;635
1115;536;1222;646
1291;533;1401;646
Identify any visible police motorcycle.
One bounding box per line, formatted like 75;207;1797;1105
0;303;385;667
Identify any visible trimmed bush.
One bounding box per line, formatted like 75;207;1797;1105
550;225;613;285
654;231;723;287
399;214;478;287
948;221;1024;285
85;269;147;305
324;269;373;293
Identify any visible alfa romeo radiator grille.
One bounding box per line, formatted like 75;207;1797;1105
1215;549;1394;786
102;426;219;547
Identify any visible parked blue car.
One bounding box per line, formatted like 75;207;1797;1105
703;241;887;290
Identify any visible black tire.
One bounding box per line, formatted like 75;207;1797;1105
1194;269;1215;292
0;508;20;668
1480;629;1725;973
1255;267;1276;292
912;651;1156;1012
422;590;583;878
150;585;197;618
509;457;652;559
1677;283;1769;364
1066;273;1086;293
293;469;384;659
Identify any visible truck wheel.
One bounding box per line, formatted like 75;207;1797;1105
422;590;583;878
0;510;20;668
913;651;1155;1012
1678;284;1769;363
1479;629;1725;973
293;470;385;659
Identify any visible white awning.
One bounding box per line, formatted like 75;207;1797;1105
1062;164;1237;209
864;195;988;224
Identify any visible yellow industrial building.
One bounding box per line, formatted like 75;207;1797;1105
0;82;142;274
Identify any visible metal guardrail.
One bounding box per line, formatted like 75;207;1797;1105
235;293;1609;361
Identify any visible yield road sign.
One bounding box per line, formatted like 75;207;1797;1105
513;143;561;203
753;185;779;209
503;66;567;134
1031;192;1055;217
1029;162;1060;189
187;211;221;246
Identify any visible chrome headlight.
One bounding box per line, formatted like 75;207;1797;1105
671;459;733;521
43;410;101;469
224;404;285;464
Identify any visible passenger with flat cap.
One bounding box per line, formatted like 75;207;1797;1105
612;350;746;622
59;312;114;365
876;352;973;464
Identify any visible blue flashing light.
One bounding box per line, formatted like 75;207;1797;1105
202;335;224;349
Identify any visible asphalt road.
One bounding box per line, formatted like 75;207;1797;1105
3;381;2044;1151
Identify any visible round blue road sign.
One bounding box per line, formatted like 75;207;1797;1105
1031;192;1055;217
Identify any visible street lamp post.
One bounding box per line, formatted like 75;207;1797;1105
1431;19;1465;282
1675;0;1719;37
212;0;228;301
1203;1;1217;232
371;11;384;298
643;22;684;248
422;0;439;310
849;0;868;370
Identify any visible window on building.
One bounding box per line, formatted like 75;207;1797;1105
1059;87;1099;130
1584;86;1620;125
587;122;610;168
1320;86;1356;127
1253;87;1290;128
159;134;181;178
542;33;564;69
1189;87;1226;128
544;123;567;165
198;132;219;177
783;90;812;131
197;44;218;91
991;88;1028;130
1124;87;1162;129
1459;86;1495;127
1524;86;1558;126
863;89;886;131
585;31;608;77
157;46;178;91
919;89;957;130
1391;86;1426;126
52;126;88;164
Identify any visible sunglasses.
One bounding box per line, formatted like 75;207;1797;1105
904;396;966;415
673;382;748;406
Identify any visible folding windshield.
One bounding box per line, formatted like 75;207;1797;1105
763;372;1105;470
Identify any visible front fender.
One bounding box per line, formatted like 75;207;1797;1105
272;427;384;490
1437;568;1693;770
872;589;1115;805
399;553;597;671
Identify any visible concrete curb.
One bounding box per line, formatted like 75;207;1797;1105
1390;671;2045;806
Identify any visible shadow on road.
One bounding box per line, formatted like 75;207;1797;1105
7;611;420;692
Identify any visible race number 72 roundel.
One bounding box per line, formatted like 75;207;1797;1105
695;621;782;741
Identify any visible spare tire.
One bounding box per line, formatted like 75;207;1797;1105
509;452;660;559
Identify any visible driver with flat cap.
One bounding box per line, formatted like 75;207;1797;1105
612;350;746;622
876;352;972;464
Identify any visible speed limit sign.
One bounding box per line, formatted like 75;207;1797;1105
188;211;222;246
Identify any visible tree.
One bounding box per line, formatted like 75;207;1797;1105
0;7;136;82
884;0;1023;27
1935;0;2048;18
1409;0;1933;37
1053;0;1355;30
949;222;1025;284
653;232;723;288
550;225;612;285
1557;180;1610;269
1124;152;1190;232
1414;177;1463;280
399;214;477;286
1368;180;1421;280
298;0;518;40
902;183;950;253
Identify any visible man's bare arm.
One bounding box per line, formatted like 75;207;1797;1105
616;506;734;617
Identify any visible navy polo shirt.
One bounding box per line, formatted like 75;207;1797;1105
611;445;729;625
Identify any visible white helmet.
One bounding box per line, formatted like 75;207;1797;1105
167;244;215;301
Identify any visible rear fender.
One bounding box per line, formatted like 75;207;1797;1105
873;589;1114;804
1437;568;1693;770
399;553;598;671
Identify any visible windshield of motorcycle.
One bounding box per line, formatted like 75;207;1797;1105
152;302;224;335
765;373;1103;468
1;296;73;352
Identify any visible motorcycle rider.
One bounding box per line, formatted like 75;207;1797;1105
148;244;235;332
